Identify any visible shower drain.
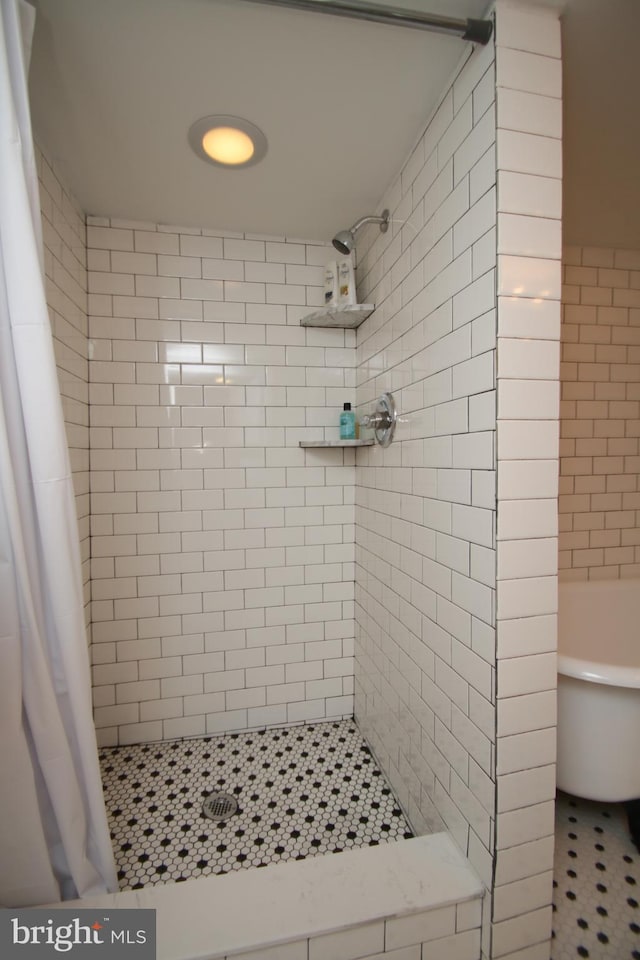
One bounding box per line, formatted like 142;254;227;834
202;792;238;822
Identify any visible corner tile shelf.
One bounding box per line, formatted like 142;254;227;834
300;304;375;328
299;439;374;448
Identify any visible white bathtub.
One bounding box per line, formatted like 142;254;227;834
557;579;640;802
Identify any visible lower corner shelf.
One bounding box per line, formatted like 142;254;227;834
298;439;374;448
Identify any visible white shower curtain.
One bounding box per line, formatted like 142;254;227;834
0;0;117;905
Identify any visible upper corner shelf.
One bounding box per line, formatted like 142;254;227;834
300;304;375;329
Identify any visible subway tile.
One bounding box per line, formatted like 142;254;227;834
247;704;287;727
386;907;456;950
438;97;474;172
425;929;481;960
89;271;134;297
497;420;559;460
497;129;562;181
202;257;244;282
113;295;159;319
496;836;554;885
225;280;266;303
87;226;134;251
492;907;553;959
181;278;223;301
115;679;159;704
616;249;640;270
493;870;553;924
136;275;180;299
496;47;561;99
497;499;558;540
452;271;495;331
498;338;560;380
497;727;556;775
308;921;384;960
264;241;305;264
179;235;223;258
498;256;561;300
158;254;202;278
203;301;245;323
453;188;496;258
473;61;496;123
134;230;179;255
497;765;556;815
497;88;561;140
496;3;561;58
184;692;225;716
233;942;308;960
496;538;558;579
498;214;562;259
498;170;562;219
498;459;558;502
497;379;559;420
497;688;556;738
224;238;265;262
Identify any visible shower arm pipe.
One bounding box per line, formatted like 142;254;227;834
350;212;389;233
238;0;493;44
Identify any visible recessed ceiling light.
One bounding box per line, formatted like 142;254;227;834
188;115;267;169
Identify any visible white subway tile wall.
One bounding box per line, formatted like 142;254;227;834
559;244;640;581
219;898;482;960
494;3;562;960
355;3;562;960
354;13;497;872
87;221;356;745
37;146;91;622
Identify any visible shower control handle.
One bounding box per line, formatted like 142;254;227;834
360;411;389;430
359;392;397;447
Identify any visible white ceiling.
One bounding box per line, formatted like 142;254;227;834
27;0;640;249
28;0;490;241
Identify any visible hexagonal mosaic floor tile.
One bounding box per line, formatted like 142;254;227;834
99;719;414;890
552;792;639;960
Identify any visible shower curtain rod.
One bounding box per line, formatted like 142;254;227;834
239;0;493;44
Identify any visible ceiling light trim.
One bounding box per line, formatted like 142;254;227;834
188;115;268;169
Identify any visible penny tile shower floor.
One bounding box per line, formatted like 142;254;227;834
100;719;414;890
552;792;639;960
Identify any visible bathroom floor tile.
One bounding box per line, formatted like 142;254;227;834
552;791;639;960
99;718;414;891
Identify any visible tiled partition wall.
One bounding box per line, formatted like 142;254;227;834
37;146;91;622
209;900;483;960
87;224;356;746
494;3;561;959
559;244;640;581
354;8;498;913
355;3;562;959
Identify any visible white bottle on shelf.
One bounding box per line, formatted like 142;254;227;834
323;261;339;306
337;257;356;305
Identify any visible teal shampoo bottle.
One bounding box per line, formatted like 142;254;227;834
340;402;356;440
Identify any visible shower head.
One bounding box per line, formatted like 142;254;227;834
332;229;355;256
332;209;389;255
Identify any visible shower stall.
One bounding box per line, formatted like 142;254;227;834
4;1;564;958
